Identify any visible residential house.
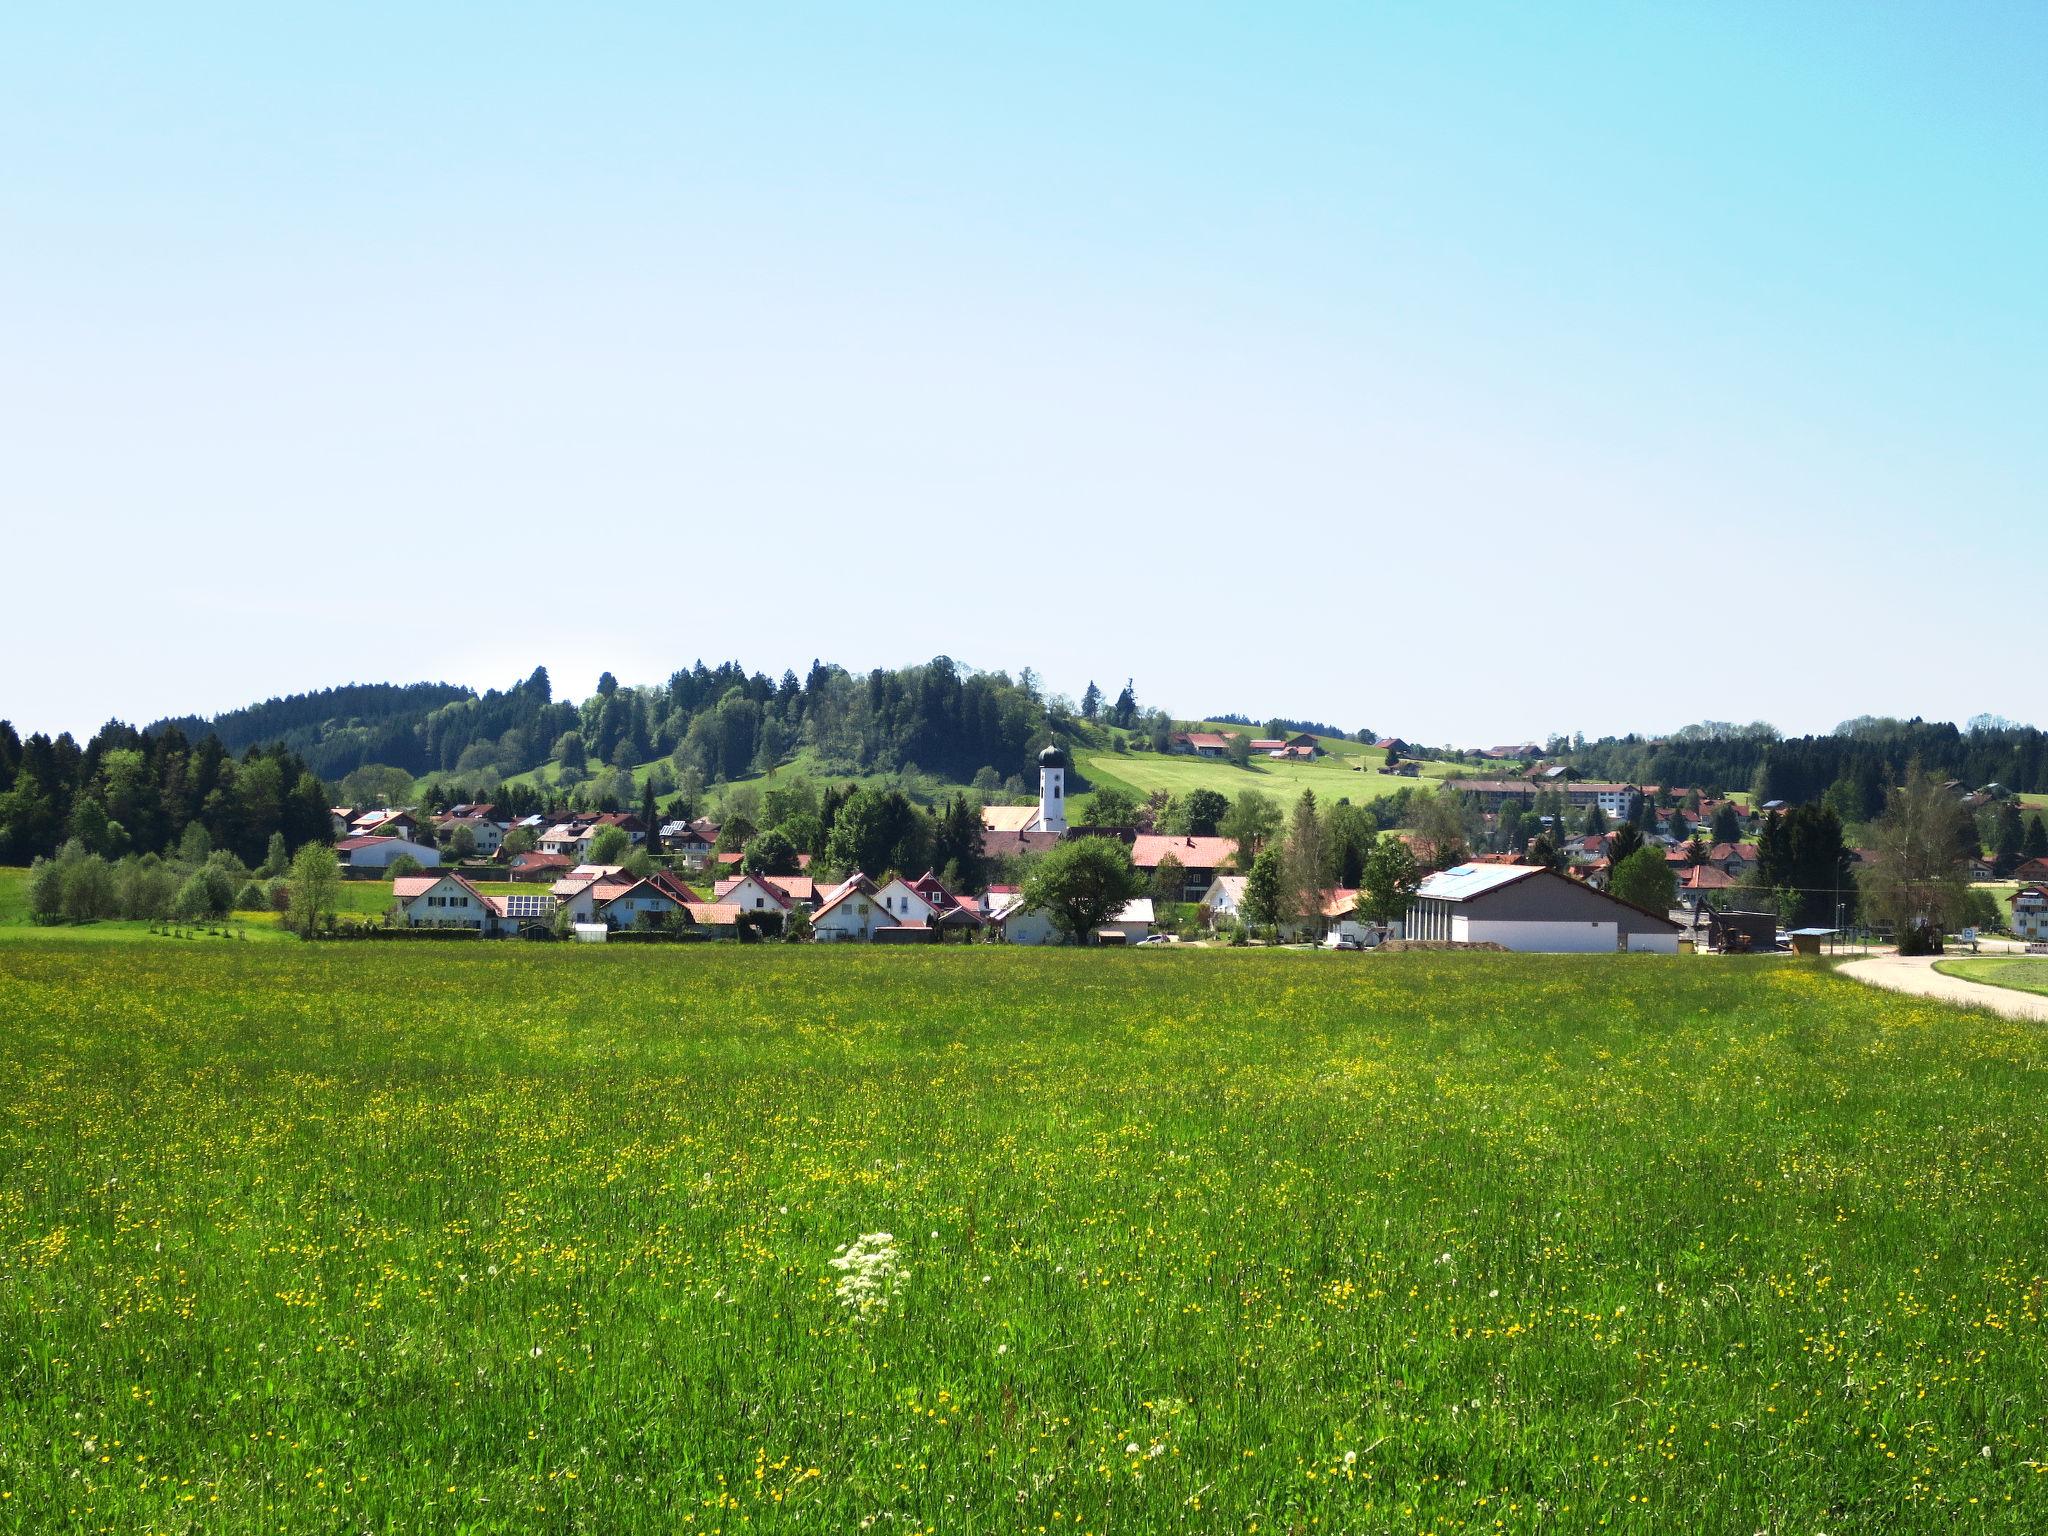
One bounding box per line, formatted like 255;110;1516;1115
2011;885;2048;942
1128;834;1238;901
508;850;573;882
435;813;504;856
393;873;554;935
660;821;716;867
871;876;941;927
1094;898;1155;945
1198;874;1248;928
590;878;684;931
2012;857;2048;884
1405;863;1681;953
1169;731;1232;757
539;822;593;857
810;876;898;942
715;873;795;919
986;891;1058;945
334;834;440;873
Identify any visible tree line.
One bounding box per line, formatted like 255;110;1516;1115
0;720;332;868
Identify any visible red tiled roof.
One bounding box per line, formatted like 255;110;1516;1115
1129;834;1237;871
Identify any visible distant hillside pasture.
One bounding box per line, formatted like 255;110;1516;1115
1077;742;1460;810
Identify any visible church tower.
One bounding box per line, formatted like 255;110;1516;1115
1037;743;1069;835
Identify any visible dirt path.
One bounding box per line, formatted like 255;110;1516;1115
1837;953;2048;1022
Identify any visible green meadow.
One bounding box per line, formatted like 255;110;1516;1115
2;941;2045;1532
1937;956;2048;998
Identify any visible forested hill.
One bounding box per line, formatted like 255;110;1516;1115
151;682;481;777
1566;717;2048;813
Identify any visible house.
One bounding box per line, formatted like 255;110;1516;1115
393;872;496;931
591;812;648;846
590;878;684;932
1374;738;1410;757
334;834;440;873
1676;864;1737;893
1248;739;1286;753
1405;863;1682;953
393;873;555;935
892;871;985;939
716;873;797;918
1278;732;1323;757
1965;853;1996;881
538;822;593;857
1169;731;1232;757
550;872;638;924
350;808;419;837
1128;835;1237;901
508;850;574;882
2011;885;2048;942
660;821;716;866
712;872;817;908
1198;874;1248;928
1094;898;1155;945
871;876;942;927
1276;888;1365;944
2012;857;2048;884
810;876;899;942
328;805;358;838
435;813;504;856
985;892;1058;945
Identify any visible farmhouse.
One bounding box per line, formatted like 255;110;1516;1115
2012;857;2048;884
334;833;440;873
1406;863;1681;953
1169;731;1233;757
1129;834;1237;901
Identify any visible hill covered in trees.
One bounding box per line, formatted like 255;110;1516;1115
1566;716;2048;813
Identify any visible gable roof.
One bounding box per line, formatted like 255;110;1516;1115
1415;862;1681;929
1129;834;1237;871
980;804;1042;833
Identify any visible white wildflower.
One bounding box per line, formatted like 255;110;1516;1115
1124;1441;1140;1455
830;1231;908;1320
1343;1449;1357;1466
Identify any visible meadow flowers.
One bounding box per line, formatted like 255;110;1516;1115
830;1231;906;1320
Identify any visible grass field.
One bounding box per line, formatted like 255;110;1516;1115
2;943;2045;1531
1078;745;1459;810
1936;956;2048;997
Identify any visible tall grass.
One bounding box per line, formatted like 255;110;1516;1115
1;943;2044;1531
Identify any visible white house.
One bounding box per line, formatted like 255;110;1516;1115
334;834;441;873
661;821;716;867
718;874;796;917
1094;898;1155;945
810;877;897;942
1198;875;1248;928
871;876;941;927
539;823;592;858
1406;863;1681;953
2012;885;2048;943
393;873;554;934
592;878;683;931
437;814;504;855
986;893;1058;945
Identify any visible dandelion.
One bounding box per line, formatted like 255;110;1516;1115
830;1232;907;1320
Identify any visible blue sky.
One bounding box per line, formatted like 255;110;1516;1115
3;3;2042;745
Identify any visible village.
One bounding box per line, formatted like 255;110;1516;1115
321;739;2048;953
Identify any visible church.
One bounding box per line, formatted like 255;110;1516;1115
976;743;1071;860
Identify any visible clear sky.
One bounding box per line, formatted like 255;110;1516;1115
3;3;2042;746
